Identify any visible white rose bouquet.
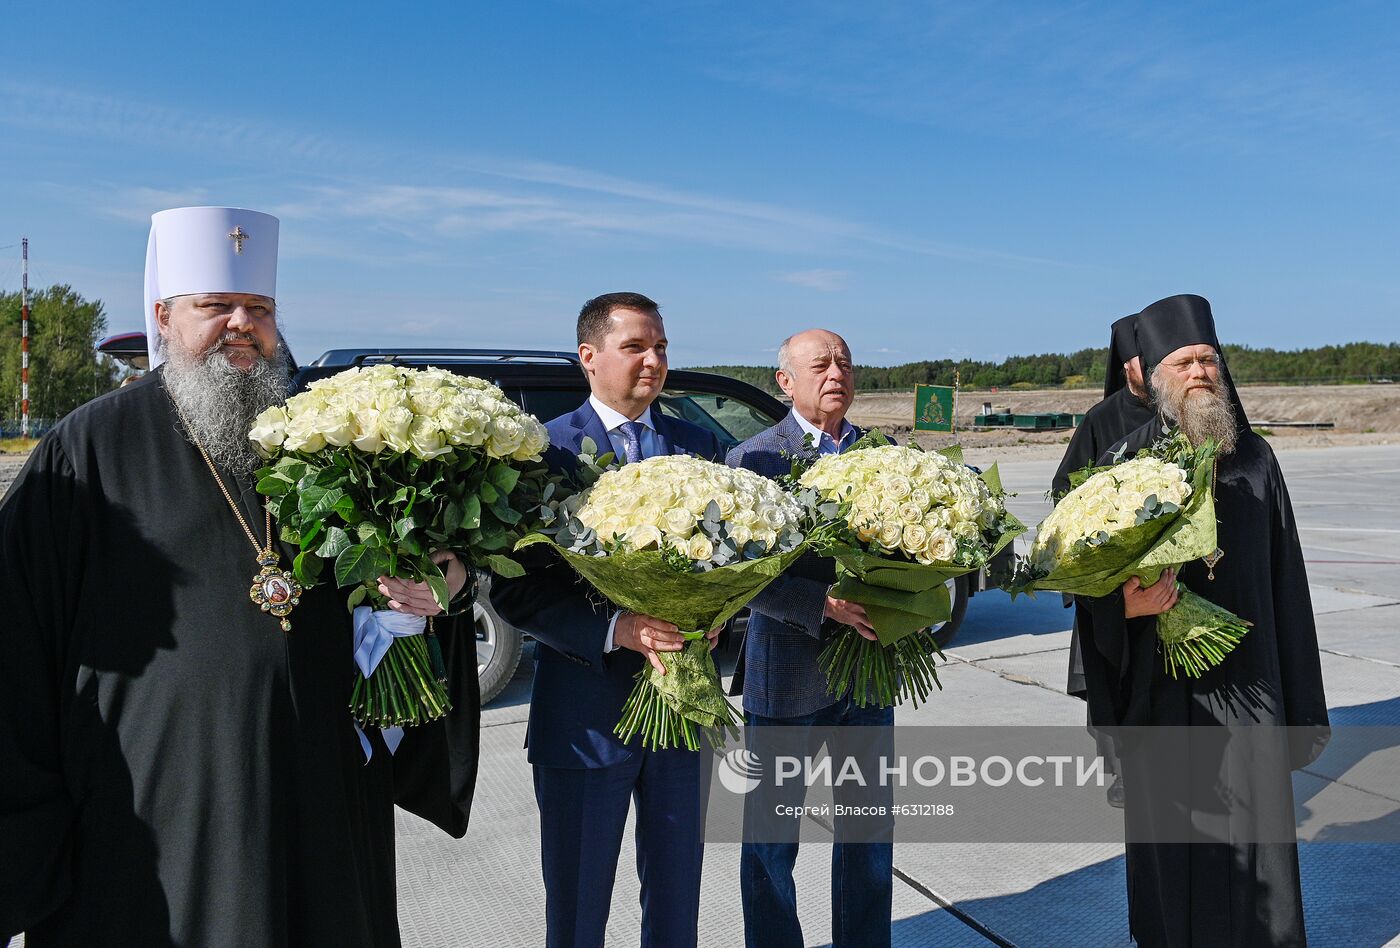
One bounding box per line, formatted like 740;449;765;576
1012;433;1250;678
519;454;808;751
797;433;1024;708
250;364;551;726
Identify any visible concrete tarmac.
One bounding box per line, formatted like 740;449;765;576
10;446;1389;945
395;444;1400;947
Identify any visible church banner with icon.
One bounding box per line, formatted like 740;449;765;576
913;384;956;433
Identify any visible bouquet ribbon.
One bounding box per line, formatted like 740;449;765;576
350;607;420;761
353;606;428;678
349;606;421;762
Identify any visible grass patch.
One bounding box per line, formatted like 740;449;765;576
0;437;39;453
1252;427;1274;437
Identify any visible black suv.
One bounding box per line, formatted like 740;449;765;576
296;348;793;704
99;337;1003;704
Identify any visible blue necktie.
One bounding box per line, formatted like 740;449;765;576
620;421;645;463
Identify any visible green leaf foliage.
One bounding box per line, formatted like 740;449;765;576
255;394;554;605
335;544;391;588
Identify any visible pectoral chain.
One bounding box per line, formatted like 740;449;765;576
1203;458;1223;581
169;395;301;631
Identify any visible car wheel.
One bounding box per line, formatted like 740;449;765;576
930;575;970;651
473;575;524;706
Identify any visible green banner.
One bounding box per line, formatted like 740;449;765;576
913;384;955;432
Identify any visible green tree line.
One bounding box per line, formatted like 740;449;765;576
1;285;122;427
690;342;1400;395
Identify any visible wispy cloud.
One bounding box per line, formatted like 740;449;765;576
0;80;343;162
2;79;1067;269
91;186;213;224
777;268;848;291
675;2;1400;154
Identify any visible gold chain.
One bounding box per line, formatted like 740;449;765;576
167;396;273;557
165;391;303;631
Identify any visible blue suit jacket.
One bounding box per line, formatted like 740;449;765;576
726;412;866;719
489;400;724;768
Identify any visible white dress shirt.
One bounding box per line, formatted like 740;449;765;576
589;394;661;461
792;409;857;455
588;395;662;653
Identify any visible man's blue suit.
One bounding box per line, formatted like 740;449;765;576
727;411;894;948
490;400;723;948
726;411;865;718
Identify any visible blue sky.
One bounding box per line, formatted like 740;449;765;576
1;1;1396;366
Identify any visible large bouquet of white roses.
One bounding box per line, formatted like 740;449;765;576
797;434;1024;707
520;453;808;750
250;364;551;726
1013;433;1250;678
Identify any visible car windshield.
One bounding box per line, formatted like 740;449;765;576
653;390;779;451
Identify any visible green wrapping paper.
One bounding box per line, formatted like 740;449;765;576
817;510;1024;707
1014;439;1252;678
516;534;808;750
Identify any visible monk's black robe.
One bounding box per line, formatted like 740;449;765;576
1053;388;1156;698
1079;425;1330;948
1051;389;1156;499
0;372;478;947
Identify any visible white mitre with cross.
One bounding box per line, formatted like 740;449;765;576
143;206;280;368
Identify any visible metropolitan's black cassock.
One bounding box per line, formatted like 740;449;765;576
0;372;478;947
1055;314;1157;698
1077;296;1329;948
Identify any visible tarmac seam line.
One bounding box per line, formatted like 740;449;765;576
1299;767;1400;806
948;654;1079;699
1319;647;1400;670
799;808;1016;947
889;864;1016;947
1321;600;1400;612
945;642;1072;662
480;715;529;730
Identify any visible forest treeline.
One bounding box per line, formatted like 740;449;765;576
689;342;1400;395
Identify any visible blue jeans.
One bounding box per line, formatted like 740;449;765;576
740;696;894;948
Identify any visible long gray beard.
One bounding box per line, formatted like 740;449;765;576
163;338;291;475
1151;366;1239;455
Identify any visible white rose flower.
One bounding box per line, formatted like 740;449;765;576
571;454;803;557
408;416;452;460
686;534;715;561
1031;455;1194;569
882;474;913;501
486;416;524;458
760;505;789;530
627;524;664;550
901;523;929;555
664;507;697;536
713;492;738;518
379;406;414;453
925;529;957;563
249;406;289;456
317;409;355;448
282;412;327;454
